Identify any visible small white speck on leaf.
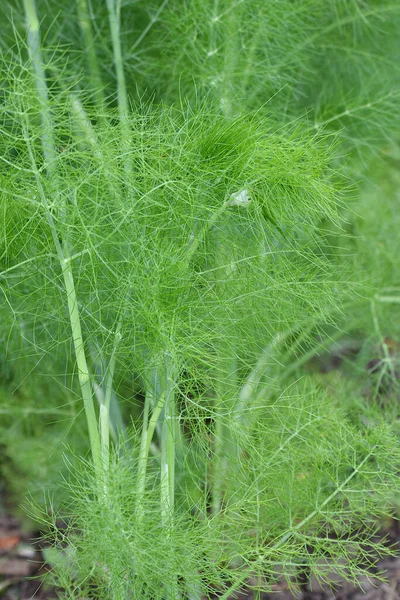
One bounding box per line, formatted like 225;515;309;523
227;189;251;207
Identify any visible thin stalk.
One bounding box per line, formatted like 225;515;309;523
160;355;176;525
275;327;347;386
185;200;242;515
24;152;103;485
61;260;102;483
145;390;167;457
240;298;363;409
211;410;225;516
23;0;102;484
129;0;169;53
208;0;219;77
212;354;238;515
105;0;128;124
219;445;378;600
70;95;103;159
207;0;239;114
105;0;132;176
76;0;105;113
232;334;285;448
184;199;231;268
136;358;187;528
23;0;55;168
135;371;157;523
211;227;239;515
240;9;265;98
371;299;397;399
69;92;128;218
160;354;179;599
92;381;125;444
135;364;168;521
254;483;262;600
236;334;283;416
100;319;122;479
220;2;239;116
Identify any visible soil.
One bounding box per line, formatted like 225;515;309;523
0;502;57;599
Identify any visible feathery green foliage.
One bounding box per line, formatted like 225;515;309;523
0;0;400;597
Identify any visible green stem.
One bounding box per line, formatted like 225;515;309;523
70;93;124;203
71;95;102;156
160;355;176;525
76;0;105;113
100;319;122;481
135;364;168;521
23;0;102;484
99;403;109;496
220;2;239;115
211;226;239;516
105;0;132;176
211;412;225;515
61;258;102;483
135;378;155;522
23;0;55;169
219;446;378;600
105;0;129;123
160;354;179;599
145;391;166;457
212;354;238;515
184;200;230;268
134;357;179;595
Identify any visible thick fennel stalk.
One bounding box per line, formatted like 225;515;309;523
23;0;103;486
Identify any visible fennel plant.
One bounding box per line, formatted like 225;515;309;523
0;0;400;598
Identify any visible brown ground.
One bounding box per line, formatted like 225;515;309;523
0;506;57;599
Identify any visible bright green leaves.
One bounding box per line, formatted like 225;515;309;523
0;1;399;598
1;83;343;364
37;384;400;598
